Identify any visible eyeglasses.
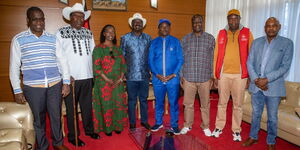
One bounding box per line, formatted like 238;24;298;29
110;51;115;59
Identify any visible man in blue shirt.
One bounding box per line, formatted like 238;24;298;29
9;7;70;150
148;19;184;135
121;13;152;130
242;17;293;150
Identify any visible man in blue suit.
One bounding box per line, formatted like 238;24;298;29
242;17;294;150
148;19;184;135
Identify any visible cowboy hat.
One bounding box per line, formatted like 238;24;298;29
62;3;91;21
128;13;147;27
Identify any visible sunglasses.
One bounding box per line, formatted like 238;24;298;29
110;51;115;59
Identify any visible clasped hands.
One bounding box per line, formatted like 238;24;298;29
104;78;123;87
156;74;176;82
255;78;269;91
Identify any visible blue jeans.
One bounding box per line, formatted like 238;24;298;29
249;91;281;144
153;83;179;128
127;80;149;125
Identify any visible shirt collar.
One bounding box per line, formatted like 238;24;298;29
130;32;144;38
191;32;205;38
160;35;170;40
264;35;279;44
69;25;83;31
27;28;47;37
225;24;244;31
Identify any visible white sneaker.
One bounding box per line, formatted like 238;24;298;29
211;128;222;138
233;132;242;141
180;127;191;134
203;128;212;136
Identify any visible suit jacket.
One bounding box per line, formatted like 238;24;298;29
247;35;293;97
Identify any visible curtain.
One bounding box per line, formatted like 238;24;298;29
205;0;300;82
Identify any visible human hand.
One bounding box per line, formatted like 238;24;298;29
112;78;122;87
14;93;26;104
106;78;114;85
260;85;268;91
165;74;176;82
180;77;184;88
156;74;166;82
61;84;70;97
245;79;250;89
255;78;268;91
212;78;218;89
70;76;75;86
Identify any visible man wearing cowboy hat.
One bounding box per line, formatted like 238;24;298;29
212;9;253;141
56;2;100;147
120;13;152;131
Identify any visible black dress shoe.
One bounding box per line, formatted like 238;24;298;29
68;138;85;147
115;130;122;134
86;133;100;139
130;124;136;131
105;132;112;136
141;122;151;130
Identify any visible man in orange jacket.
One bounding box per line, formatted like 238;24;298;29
212;9;253;142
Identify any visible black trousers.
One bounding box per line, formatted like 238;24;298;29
24;82;63;150
64;78;94;141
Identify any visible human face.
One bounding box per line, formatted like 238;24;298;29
192;17;203;34
265;18;281;40
131;19;143;32
227;14;240;31
103;26;115;42
27;10;45;37
70;12;84;30
158;22;170;37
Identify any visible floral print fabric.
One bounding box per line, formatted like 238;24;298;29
92;44;127;133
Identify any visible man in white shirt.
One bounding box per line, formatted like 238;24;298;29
56;3;99;146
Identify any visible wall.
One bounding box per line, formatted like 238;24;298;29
0;0;206;102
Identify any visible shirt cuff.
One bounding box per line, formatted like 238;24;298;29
14;88;23;94
63;79;70;85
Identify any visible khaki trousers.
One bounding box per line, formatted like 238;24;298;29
215;73;247;133
183;78;211;129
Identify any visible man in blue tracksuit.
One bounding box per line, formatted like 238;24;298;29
148;19;184;135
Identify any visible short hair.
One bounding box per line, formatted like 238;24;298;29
266;17;280;25
100;24;117;45
191;14;203;23
26;7;44;19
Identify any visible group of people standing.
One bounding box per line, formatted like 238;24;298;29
9;2;293;150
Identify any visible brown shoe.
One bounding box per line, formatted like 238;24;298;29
242;137;258;147
53;145;69;150
268;144;275;150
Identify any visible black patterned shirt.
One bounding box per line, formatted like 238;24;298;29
56;25;95;80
